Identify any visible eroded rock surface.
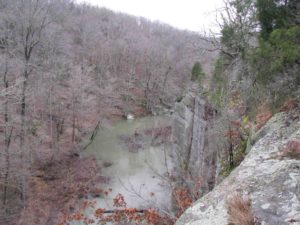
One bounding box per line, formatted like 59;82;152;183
176;109;300;225
172;85;216;193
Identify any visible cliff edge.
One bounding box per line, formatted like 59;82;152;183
176;108;300;225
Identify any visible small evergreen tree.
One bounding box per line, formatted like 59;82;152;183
191;61;205;82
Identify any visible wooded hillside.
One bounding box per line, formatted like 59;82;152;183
0;0;215;224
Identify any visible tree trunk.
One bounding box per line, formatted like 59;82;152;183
228;125;234;168
3;51;12;208
161;66;171;98
19;61;29;204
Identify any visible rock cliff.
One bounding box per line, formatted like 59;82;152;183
172;84;216;193
176;108;300;225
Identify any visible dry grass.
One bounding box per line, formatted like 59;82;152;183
255;111;273;130
281;139;300;160
227;194;258;225
279;99;299;112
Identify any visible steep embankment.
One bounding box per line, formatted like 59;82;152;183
176;108;300;225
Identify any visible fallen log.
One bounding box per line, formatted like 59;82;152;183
101;209;145;214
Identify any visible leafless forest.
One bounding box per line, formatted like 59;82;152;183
0;0;216;224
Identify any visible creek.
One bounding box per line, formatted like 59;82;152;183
79;116;173;223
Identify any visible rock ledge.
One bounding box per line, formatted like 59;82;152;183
176;109;300;225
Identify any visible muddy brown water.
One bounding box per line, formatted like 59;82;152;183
73;116;174;224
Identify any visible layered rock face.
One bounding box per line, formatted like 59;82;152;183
176;109;300;225
172;86;216;193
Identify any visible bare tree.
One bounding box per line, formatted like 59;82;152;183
12;0;51;203
200;0;257;58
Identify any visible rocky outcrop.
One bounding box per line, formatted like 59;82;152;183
176;109;300;225
172;85;216;192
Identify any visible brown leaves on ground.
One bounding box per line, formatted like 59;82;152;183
113;193;127;208
60;193;176;225
172;187;193;217
227;194;260;225
19;156;103;225
255;111;272;130
279;99;299;112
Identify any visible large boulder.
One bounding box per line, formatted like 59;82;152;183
176;109;300;225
